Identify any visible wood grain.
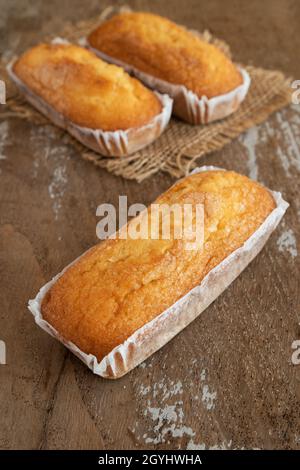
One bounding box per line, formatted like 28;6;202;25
0;0;299;450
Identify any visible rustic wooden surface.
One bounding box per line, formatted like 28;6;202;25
0;0;300;450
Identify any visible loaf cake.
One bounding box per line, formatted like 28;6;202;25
40;170;276;364
9;42;172;156
87;12;250;124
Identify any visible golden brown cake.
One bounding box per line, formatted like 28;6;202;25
88;12;243;99
41;170;275;362
13;43;162;131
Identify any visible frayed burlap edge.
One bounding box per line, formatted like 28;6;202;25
0;5;293;182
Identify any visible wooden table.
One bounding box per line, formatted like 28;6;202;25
0;0;299;450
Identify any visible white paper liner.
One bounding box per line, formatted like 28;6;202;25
7;44;173;157
28;166;288;379
82;37;250;125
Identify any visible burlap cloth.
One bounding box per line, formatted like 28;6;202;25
0;6;293;182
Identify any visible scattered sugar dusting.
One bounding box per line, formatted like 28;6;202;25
187;440;259;450
186;440;206;450
260;108;300;178
201;384;217;411
48;164;68;219
139;384;150;396
136;366;220;447
239;126;259;180
239;107;300;185
277;228;297;258
195;368;217;411
276;111;300;173
144;403;194;445
137;377;194;446
295;434;300;444
30;127;69;219
187;439;232;450
200;368;206;381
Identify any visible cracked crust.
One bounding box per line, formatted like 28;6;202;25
41;170;275;362
13;43;162;131
88;12;243;99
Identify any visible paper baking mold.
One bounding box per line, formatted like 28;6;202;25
28;166;288;379
83;38;250;125
7;41;173;157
